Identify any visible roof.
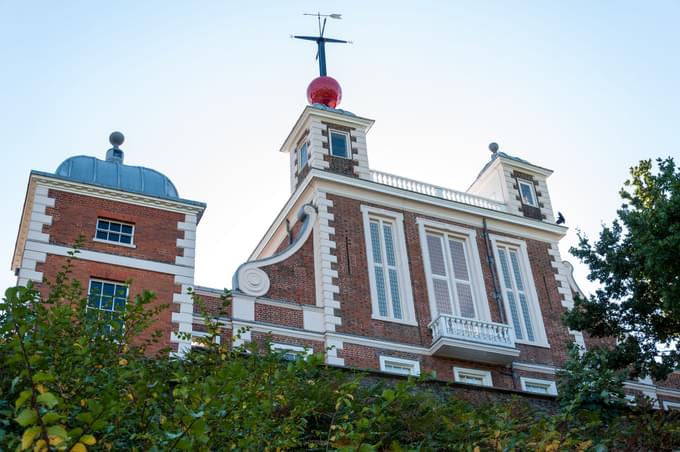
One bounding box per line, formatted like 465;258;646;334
475;151;553;181
54;154;181;200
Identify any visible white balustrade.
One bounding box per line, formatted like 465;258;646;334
430;314;515;348
370;170;507;212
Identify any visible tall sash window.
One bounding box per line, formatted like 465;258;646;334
490;235;548;346
361;206;416;325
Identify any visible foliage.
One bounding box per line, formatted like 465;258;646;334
564;157;680;380
1;252;680;450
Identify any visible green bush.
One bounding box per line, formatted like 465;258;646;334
2;254;679;451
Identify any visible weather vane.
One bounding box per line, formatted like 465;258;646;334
293;12;350;76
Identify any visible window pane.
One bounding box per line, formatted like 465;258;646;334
526;383;549;394
433;279;453;315
121;225;133;234
383;224;396;267
108;233;120;242
374;267;388;317
497;249;513;287
456;283;476;318
449;239;469;281
101;296;113;311
299;143;308;168
369;221;382;264
520;182;536;206
109;222;121;232
120;234;132;244
88;293;100;308
102;283;115;296
98;220;109;230
426;234;447;276
509;251;525;291
385;363;412;375
388;268;402;319
518;293;535;341
330;132;348;158
507;291;523;340
96;230;107;240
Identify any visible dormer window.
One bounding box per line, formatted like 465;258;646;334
518;180;538;207
298;142;309;170
95;218;134;246
329;130;349;158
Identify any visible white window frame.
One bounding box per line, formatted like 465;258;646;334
489;234;549;348
271;342;313;360
86;279;128;332
520;377;557;395
416;218;491;322
379;356;421;376
93;218;136;248
453;367;493;387
298;141;309;170
517;179;538;207
329;129;350;159
361;205;417;326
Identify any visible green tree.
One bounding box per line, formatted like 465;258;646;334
565;157;680;380
2;247;680;450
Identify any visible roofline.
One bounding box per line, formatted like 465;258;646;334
249;169;568;261
30;170;207;209
279;105;375;154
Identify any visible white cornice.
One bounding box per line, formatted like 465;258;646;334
30;174;206;216
249;169;568;264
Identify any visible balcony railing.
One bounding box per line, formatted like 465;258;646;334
429;314;519;364
370;170;507;212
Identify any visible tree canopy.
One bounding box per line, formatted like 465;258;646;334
565;157;680;380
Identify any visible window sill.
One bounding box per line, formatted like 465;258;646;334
371;315;418;327
92;237;137;249
515;339;550;349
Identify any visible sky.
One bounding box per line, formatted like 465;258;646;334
1;1;679;295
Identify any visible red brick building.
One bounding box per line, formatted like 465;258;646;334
11;90;680;410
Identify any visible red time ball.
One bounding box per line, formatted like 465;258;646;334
307;76;342;108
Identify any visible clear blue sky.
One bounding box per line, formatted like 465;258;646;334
1;1;678;294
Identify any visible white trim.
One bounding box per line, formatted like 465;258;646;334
30;174;205;215
379;356;421;376
453;367;493;387
235;204;317;297
249;169;567;263
329;129;351;159
92;237;137;249
512;362;558;375
361;205;417;325
520;377;557;395
191;331;221;347
489;234;550;347
23;241;194;277
271;342;314;358
663;400;680;411
416;218;491;322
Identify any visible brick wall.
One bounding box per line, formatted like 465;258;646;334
327;193;578;369
254;303;304;328
35;254;179;354
261;235;316;305
45;189;184;264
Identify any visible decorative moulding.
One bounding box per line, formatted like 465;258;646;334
233;203;317;297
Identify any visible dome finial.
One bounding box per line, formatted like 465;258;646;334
106;131;125;163
109;131;125;149
489;142;499;154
